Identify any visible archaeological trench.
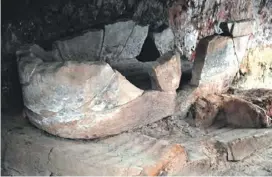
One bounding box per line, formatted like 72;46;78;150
1;0;272;176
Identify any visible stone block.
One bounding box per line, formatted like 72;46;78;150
149;52;181;91
191;36;239;94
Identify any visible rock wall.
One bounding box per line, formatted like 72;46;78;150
1;0;272;113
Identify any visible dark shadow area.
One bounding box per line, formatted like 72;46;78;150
1;55;24;115
136;35;160;62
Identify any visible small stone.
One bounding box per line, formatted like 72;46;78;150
149;52;181;91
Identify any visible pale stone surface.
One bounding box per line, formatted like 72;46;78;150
17;53;179;139
223;20;255;37
213;129;272;161
149;52;181;91
1;115;187;176
191;36;239;93
25;91;176;139
53;30;104;61
152;28;175;55
234;46;272;89
2;114;272;176
101;20;148;61
232;35;250;63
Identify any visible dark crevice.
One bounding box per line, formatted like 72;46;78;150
136;34;160;62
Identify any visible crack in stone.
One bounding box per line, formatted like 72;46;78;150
115;22;137;59
47;147;54;165
98;28;105;61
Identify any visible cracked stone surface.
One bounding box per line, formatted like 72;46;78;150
17;50;179;139
2;113;272;176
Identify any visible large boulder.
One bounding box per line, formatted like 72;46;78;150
17;52;176;139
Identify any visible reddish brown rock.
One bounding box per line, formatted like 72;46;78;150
222;95;271;128
190;94;223;128
189;93;271;129
149;52;181;91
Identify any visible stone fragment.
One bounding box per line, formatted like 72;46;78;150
220;20;255;37
101;20;148;61
191;36;239;93
213;129;272;161
52;30;104;61
149;52;181;91
152;28;175;55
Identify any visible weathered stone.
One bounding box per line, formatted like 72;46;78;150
16;44;55;62
222;95;271;128
25;90;176;139
17;53;178;139
191;36;239;94
149;52;181;91
152;28;175;55
221;20;255;37
118;24;149;59
53;30;104;61
101;20;148;61
189;93;271;129
190;94;223;128
2;115;188;176
232;35;250;63
234;46;272;89
213;129;272;161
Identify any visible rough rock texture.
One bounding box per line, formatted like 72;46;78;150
152;28;174;55
2;113;272;176
175;35;249;118
101;20;148;61
190;36;239;93
2;0;272;113
17;51;178;139
234;46;272;89
52;30;104;61
190;93;271;129
220;20;255;37
149;52;181;91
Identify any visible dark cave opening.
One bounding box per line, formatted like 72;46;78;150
136;35;160;62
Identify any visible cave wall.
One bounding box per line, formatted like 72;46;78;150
1;0;272;113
